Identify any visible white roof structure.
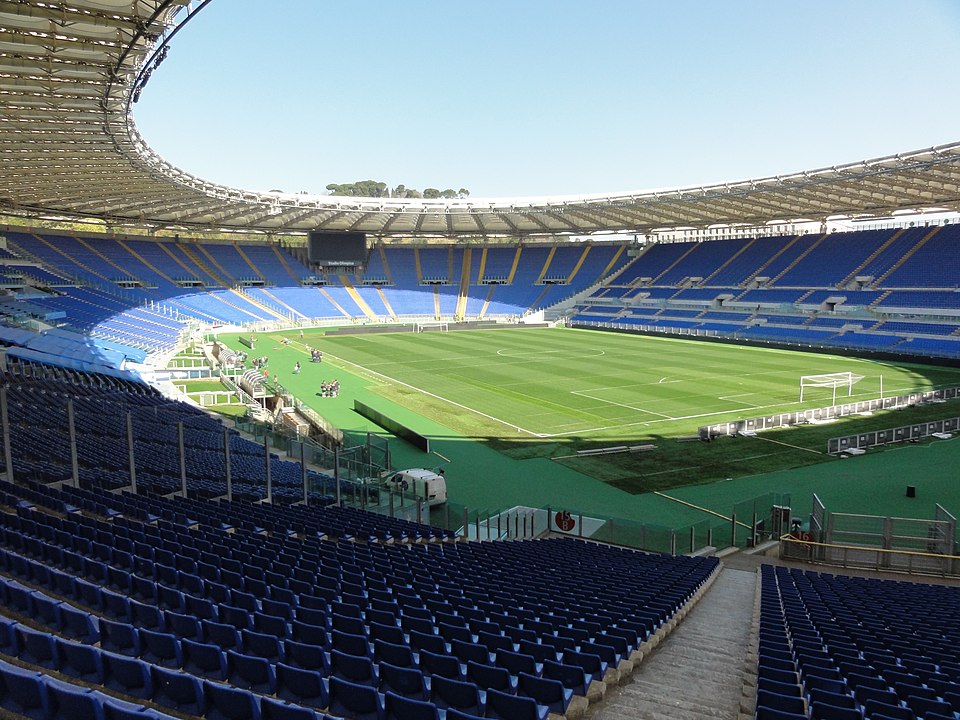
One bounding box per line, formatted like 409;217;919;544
2;1;960;238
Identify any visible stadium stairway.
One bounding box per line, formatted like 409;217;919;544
586;565;755;720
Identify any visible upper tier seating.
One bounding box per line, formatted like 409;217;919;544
571;226;960;359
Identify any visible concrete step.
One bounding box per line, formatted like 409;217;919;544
585;566;756;720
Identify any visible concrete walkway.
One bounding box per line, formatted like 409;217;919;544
585;566;756;720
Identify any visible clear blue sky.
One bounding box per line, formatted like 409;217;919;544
135;0;960;199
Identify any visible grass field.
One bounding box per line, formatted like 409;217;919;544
316;327;960;439
221;326;960;498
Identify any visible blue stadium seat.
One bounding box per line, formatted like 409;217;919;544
810;700;862;720
418;649;463;680
282;639;329;673
275;662;328;709
100;619;140;657
204;620;243;651
373;639;415;668
45;677;105;720
327;675;385;720
151;666;206;716
55;638;105;683
101;652;153;699
330;648;378;686
17;625;59;669
0;659;49;720
259;696;318;720
242;629;284;663
138;629;181;668
429;674;483;714
382;691;441;720
203;681;262;720
181;638;227;681
226;650;277;694
331;629;371;658
483;687;549;720
756;690;807;717
443;710;485;720
517;672;574;714
542;659;590;697
378;662;428;701
465;661;515;693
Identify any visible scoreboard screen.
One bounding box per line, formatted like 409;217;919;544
307;232;367;266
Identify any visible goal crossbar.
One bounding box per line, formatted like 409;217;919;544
414;322;449;333
800;371;864;403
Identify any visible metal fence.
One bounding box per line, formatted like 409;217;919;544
422;491;792;555
785;495;960;575
828;416;960;454
701;386;960;440
781;535;960;577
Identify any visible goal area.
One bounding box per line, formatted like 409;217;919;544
414;322;449;333
799;371;865;404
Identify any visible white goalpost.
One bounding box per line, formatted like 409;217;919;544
414;321;449;333
799;371;865;404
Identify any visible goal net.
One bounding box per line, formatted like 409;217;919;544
414;322;449;333
799;371;865;404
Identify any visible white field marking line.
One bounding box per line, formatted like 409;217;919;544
319;350;547;437
550;379;960;438
496;347;608;358
539;401;774;438
569;390;675;419
745;433;823;455
717;393;764;407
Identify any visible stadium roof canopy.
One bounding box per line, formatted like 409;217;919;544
2;1;960;239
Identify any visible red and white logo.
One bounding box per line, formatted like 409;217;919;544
554;510;576;532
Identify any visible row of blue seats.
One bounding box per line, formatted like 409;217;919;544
756;565;960;720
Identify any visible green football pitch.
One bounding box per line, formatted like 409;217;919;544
311;326;960;441
219;326;960;525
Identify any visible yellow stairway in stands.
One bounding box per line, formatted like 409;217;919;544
600;244;627;277
414;248;424;283
836;228;907;288
378;245;394;284
233;243;267;283
565;245;591;283
174;243;287;321
172;243;225;286
271;245;302;284
872;226;942;288
455;248;472;319
767;234;827;285
740;235;800;286
534;247;557;284
506;246;523;283
377;287;397;320
651;244;699;285
158;243;207;282
196;244;238;285
317;287;352;319
479;286;495;318
69;236;133;281
338;275;378;320
701;240;754;285
476;247;488;283
258;288;308;320
526;285;553;314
